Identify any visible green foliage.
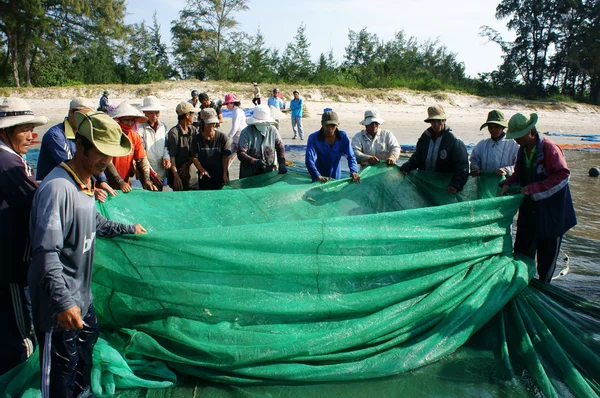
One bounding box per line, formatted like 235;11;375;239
279;24;314;82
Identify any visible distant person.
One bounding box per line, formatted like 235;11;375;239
306;110;360;184
199;93;223;126
252;82;261;105
37;98;115;202
98;90;110;113
28;111;146;397
106;102;157;192
267;88;285;110
0;97;47;375
289;90;304;140
499;113;577;283
237;105;286;179
351;109;400;167
137;96;171;189
399;105;469;194
167;102;200;191
470;110;519;177
191;109;232;190
223;93;247;155
188;89;201;126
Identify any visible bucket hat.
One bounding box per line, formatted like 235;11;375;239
506;113;538;140
138;96;165;112
322;111;339;125
75;111;132;157
110;101;148;123
424;105;448;122
176;101;201;116
223;93;239;105
69;98;94;111
360;109;385;126
200;108;219;124
103;90;109;96
480;110;508;130
0;97;48;130
246;105;275;125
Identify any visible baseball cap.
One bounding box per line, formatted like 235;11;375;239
176;101;200;116
321;111;339;125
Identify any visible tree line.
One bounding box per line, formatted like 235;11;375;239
1;0;599;104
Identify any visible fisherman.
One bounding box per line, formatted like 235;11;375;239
0;98;47;375
191;108;232;190
106;102;158;192
137;96;171;190
306;110;360;184
237;104;286;179
252;82;261;105
28;111;146;397
499;113;577;283
470;110;519;177
188;89;201;126
351;109;401;167
36;98;116;202
199;93;223;126
267;88;285;110
399;105;469;194
167;101;200;190
289;90;304;140
98;90;110;113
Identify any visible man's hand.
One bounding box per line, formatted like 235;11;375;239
498;185;510;196
400;169;409;176
521;186;530;195
351;173;361;184
386;158;396;166
173;174;183;191
99;181;117;197
447;186;458;194
471;168;481;176
253;159;265;169
134;224;147;234
163;158;171;170
198;167;211;179
143;181;158;191
119;181;132;193
222;172;230;185
278;164;287;174
57;305;83;331
318;176;330;183
367;156;378;165
496;168;507;176
94;188;108;202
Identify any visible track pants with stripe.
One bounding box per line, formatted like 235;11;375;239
36;304;99;398
0;283;35;375
514;224;564;283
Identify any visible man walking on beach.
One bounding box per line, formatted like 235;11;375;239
351;109;400;167
290;90;304;140
499;113;576;283
28;111;146;397
252;83;261;105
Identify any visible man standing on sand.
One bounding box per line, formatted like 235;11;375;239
499;112;576;283
138;96;171;189
188;90;201;126
470;110;519;177
199;93;224;126
252;82;261;105
167;102;200;190
98;91;110;113
305;111;360;184
28;111;146;397
267;88;285;110
290;90;304;140
351;109;401;167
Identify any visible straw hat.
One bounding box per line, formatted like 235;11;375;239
138;96;165;112
424;105;448;122
110;101;148;123
200;108;219;124
360;109;385;125
0;98;48;130
223;93;239;105
75;111;132;157
246;105;275;125
480;110;508;130
506;113;538;140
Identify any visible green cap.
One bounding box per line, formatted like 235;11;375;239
75;111;132;157
506;113;538;140
480;110;508;130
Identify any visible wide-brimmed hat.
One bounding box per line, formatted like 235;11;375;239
322;111;339;125
138;96;165;112
223;93;239;105
480;110;508;130
110;101;148;123
75;111;132;157
424;105;448;122
360;109;385;126
200;108;219;124
176;101;200;116
0;97;48;130
103;90;109;96
506;113;538;140
246;105;275;125
69;98;94;111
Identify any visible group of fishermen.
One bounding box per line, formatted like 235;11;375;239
0;93;576;396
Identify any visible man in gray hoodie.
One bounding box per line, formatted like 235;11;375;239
28;111;146;397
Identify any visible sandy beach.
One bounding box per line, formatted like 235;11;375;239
6;82;600;147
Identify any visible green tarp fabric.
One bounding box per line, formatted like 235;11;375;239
1;165;598;397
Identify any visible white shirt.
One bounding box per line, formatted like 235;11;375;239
351;129;401;165
228;106;247;145
138;121;170;178
470;135;519;175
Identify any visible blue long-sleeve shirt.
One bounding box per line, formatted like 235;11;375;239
305;129;358;181
289;98;304;118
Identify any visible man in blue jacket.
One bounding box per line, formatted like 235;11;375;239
305;111;360;184
29;111;146;397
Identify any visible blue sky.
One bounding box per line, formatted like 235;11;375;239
124;0;514;78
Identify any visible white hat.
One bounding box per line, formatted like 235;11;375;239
0;97;48;130
269;105;285;120
138;96;165;112
110;101;148;123
69;98;94;111
359;109;385;125
246;105;275;125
